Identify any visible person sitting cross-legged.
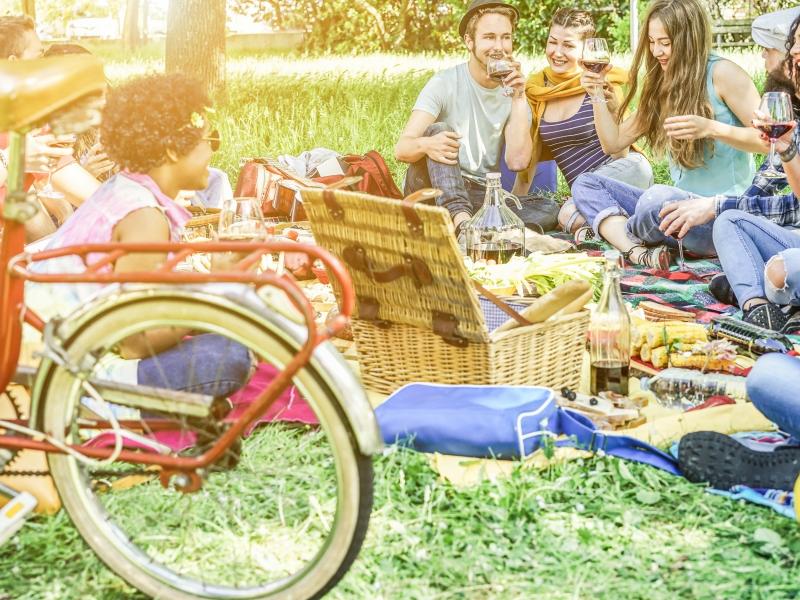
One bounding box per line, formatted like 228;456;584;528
395;0;558;236
24;73;253;397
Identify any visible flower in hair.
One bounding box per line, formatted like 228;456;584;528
190;111;205;129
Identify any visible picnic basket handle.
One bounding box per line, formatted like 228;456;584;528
473;281;531;328
400;188;442;237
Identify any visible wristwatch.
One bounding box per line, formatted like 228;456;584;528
779;139;797;163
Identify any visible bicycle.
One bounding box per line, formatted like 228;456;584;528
0;55;382;599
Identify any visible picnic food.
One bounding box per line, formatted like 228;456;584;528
639;300;695;323
632;320;738;372
466;252;604;299
493;279;591;333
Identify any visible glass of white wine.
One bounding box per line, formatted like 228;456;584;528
212;197;267;271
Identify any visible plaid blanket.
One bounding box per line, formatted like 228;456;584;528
566;235;735;322
620;257;736;323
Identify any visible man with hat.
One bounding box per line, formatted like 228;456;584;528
752;6;800;84
395;1;556;235
737;5;800;200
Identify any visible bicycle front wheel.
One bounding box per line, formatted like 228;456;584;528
37;288;372;599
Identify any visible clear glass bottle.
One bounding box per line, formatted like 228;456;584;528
589;250;631;395
463;172;525;264
640;368;748;410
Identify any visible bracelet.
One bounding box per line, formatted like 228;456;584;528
0;149;7;170
779;139;797;163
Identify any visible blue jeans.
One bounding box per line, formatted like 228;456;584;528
747;353;800;441
137;333;253;397
713;210;800;306
571;174;716;256
404;122;560;231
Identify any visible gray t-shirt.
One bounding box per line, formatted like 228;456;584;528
413;62;530;179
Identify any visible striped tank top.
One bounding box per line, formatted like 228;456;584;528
538;93;612;188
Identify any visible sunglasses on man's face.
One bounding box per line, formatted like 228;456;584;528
202;129;221;152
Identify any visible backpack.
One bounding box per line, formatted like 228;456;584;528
340;151;403;198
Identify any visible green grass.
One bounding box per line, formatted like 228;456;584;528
2;50;799;599
3;444;800;599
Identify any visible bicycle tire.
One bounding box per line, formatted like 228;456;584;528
38;290;373;599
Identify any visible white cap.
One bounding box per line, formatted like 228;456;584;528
752;7;800;51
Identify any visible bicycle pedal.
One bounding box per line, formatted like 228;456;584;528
0;491;37;546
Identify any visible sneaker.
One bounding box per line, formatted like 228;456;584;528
781;309;800;334
708;273;738;307
679;431;800;491
743;302;788;331
623;244;671;271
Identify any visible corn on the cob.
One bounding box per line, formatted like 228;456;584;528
644;323;707;349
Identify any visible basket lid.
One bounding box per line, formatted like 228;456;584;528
302;187;488;344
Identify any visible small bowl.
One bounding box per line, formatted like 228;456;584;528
312;265;330;285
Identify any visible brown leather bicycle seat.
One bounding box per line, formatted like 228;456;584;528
0;55;106;131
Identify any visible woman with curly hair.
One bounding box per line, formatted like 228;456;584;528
568;0;764;269
25;73;252;396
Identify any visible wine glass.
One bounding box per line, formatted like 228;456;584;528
36;139;74;202
213;197;267;271
487;55;515;97
582;38;611;103
753;91;795;179
217;197;267;241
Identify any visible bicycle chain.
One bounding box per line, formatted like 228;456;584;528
0;386;24;475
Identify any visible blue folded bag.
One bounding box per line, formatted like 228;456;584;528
375;383;681;475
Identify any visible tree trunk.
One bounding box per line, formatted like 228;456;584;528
141;0;149;42
21;0;35;20
166;0;227;96
123;0;142;50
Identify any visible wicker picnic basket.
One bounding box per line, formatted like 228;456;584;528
301;187;589;395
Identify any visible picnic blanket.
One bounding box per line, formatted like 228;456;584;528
620;257;736;323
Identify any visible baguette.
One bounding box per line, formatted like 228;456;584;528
558;287;593;315
493;280;591;333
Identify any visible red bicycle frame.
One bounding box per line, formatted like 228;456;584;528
0;132;355;480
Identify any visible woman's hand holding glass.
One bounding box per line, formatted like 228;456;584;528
580;38;611;103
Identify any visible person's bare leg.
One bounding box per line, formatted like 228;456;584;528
598;215;637;254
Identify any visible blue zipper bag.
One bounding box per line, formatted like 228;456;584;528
375;383;681;475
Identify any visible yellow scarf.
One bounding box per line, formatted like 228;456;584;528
521;66;633;185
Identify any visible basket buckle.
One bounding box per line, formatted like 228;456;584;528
432;311;468;347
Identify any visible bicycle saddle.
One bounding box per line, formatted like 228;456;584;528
0;55;106;131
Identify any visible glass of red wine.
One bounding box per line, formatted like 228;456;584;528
582;38;611;103
753;91;795;179
487;55;515;97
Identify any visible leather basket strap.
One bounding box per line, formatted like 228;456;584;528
400;188;442;237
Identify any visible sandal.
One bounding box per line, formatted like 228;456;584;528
622;244;671;271
679;431;800;491
573;225;595;245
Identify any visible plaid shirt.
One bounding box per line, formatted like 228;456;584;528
716;126;800;226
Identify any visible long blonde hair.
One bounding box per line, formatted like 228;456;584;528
619;0;713;169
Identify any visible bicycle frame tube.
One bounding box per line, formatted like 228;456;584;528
0;238;358;473
0;131;31;393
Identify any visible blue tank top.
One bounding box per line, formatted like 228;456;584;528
669;55;755;196
539;93;612;188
